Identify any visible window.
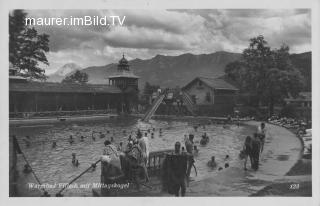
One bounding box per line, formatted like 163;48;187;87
205;92;211;102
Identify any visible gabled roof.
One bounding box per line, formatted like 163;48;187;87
183;77;238;91
10;82;122;94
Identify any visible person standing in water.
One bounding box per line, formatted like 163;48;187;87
172;141;187;196
243;136;253;170
207;156;217;169
137;133;150;182
142;133;150;163
251;133;261;171
257;122;267;153
185;134;195;180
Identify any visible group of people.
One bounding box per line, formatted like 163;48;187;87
242;122;267;171
101;128;151;185
207;155;230;171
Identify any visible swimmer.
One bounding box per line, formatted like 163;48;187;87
23;164;32;173
224;163;229;168
207;156;217;168
80;136;85;142
225;155;230;161
69;135;74;144
72;153;79;167
99;132;105;139
218;167;223;171
193;125;198;131
200;133;209;146
151;133;154;139
52;141;57;148
91;163;96;171
75;160;79;167
107;130;110;134
110;136;114;142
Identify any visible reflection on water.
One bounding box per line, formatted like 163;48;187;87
10;117;254;196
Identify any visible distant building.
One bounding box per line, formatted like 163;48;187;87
109;54;140;113
109;54;139;91
9;55;139;116
284;92;311;108
182;77;238;116
284;92;311;120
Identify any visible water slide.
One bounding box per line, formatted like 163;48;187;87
181;91;196;116
142;93;166;122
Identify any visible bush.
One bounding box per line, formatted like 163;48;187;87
280;104;297;118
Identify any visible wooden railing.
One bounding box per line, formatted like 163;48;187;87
147;149;174;176
9;109;117;119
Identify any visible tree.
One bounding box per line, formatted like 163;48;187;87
9;10;50;80
224;35;304;115
62;70;89;84
143;82;160;96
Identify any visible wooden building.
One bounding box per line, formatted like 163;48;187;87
284;92;311;120
109;54;139;113
9;79;122;113
182;77;238;116
9;55;139;116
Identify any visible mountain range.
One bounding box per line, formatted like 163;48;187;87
47;51;311;90
48;63;82;82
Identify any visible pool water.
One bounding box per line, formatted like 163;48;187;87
10;117;255;196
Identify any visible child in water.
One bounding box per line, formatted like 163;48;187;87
80;136;85;142
193;145;199;156
207;156;217;168
52;141;57;148
99;132;105;139
69;135;74;144
72;153;79;167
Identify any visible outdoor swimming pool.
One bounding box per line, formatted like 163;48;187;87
10;117;258;196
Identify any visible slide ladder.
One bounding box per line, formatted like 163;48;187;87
142;93;166;122
181;91;196;116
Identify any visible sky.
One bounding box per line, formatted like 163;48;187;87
26;9;311;74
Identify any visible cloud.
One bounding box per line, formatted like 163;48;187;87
24;9;311;73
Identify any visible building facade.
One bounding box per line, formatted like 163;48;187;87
182;77;238;116
109;54;139;113
9;55;139;117
284;92;311;120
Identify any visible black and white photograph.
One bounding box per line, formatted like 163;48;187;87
1;0;319;204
